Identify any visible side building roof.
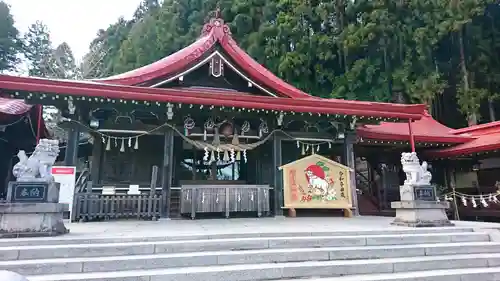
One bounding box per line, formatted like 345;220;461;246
356;111;473;144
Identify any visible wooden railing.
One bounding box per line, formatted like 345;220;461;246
72;192;162;222
71;166;164;222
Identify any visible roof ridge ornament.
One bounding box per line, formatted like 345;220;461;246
201;4;231;40
215;3;222;19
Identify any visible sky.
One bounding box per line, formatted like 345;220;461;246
4;0;141;61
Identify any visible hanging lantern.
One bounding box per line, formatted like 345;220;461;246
220;123;233;137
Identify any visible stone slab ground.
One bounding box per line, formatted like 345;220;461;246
1;216;500;281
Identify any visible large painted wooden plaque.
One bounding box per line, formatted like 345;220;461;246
279;154;353;209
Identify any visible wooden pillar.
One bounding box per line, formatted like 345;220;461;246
90;137;102;184
408;119;416;152
272;133;283;216
64;123;80;166
343;132;359;216
161;128;175;218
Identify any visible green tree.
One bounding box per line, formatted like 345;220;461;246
22;21;57;77
81;0;500;127
0;1;22;72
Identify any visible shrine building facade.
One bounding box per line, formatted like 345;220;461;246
0;14;429;220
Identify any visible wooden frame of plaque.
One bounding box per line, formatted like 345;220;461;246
279;154;354;218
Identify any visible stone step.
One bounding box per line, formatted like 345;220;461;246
2;242;499;276
0;227;475;247
24;253;500;281
277;267;500;281
0;232;489;261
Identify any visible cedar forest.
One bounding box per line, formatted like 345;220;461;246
1;0;500;129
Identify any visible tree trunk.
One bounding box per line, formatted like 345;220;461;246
489;100;496;122
458;30;476;125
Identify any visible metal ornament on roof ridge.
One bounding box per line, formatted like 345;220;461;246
201;5;231;40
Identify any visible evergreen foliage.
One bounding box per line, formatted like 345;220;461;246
7;0;500;127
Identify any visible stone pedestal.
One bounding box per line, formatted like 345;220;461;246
0;203;69;238
391;184;453;227
0;182;69;238
391;200;453;227
0;270;29;281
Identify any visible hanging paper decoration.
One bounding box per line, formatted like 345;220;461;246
184;117;195;135
128;137;132;147
106;137;111;151
120;138;125;152
471;197;477;208
223;150;230;162
212;128;221;146
236;150;241;161
241;121;250;136
296;141;300;148
114;138;118;147
301;144;306;155
316;145;320;152
328;142;332;149
134;137;139;150
203;147;209;161
102;136;106;143
461;196;467;207
305;144;309;152
210;150;216;163
230;149;235;162
493;196;499;203
481;196;489;207
243;149;247;163
232;128;240;146
216;148;221;161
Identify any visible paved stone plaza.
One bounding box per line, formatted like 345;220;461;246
2;216;500;281
28;216;500;239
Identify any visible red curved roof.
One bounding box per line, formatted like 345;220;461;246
427;133;500;158
0;97;33;116
428;121;500;157
94;16;314;99
357;111;473;143
0;75;427;120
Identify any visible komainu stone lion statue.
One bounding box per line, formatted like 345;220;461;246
401;152;432;186
12;139;60;182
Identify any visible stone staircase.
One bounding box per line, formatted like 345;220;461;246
1;228;500;281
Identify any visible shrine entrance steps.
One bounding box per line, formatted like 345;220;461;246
1;228;500;281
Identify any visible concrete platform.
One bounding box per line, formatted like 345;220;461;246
2;216;498;240
2;216;500;281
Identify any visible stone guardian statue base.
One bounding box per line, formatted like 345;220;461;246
0;139;69;237
391;152;453;227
